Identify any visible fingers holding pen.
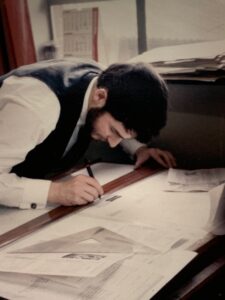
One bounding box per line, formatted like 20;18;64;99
82;174;104;199
48;174;104;206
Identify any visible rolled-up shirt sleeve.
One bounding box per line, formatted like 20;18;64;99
120;139;146;157
0;76;60;209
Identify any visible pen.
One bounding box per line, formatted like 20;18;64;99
86;162;101;199
86;164;94;178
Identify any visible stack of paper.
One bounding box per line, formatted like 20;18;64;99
129;39;225;82
208;183;225;235
165;168;225;192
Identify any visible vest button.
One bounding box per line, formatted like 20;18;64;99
31;203;37;209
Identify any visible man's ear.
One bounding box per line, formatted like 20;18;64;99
91;88;108;108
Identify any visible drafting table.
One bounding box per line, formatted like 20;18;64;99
0;163;224;299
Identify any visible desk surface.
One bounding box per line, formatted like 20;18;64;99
0;163;221;300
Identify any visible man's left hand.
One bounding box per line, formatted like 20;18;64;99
135;146;176;169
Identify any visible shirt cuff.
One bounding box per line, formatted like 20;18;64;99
20;178;51;209
120;139;146;156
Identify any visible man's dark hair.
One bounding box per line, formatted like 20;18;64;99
97;62;168;143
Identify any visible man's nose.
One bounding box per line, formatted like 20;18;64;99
107;136;122;148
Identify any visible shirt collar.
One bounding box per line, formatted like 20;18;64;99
79;76;98;126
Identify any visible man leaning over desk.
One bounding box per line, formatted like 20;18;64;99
0;58;176;209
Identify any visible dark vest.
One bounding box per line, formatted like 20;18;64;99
0;58;102;179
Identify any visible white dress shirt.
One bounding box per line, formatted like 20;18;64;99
0;76;144;209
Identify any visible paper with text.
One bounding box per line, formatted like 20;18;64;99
165;168;225;192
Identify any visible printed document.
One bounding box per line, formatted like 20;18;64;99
165;168;225;192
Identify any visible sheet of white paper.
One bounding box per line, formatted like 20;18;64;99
0;251;131;277
0;249;196;300
129;39;225;63
81;171;211;231
139;250;197;299
80;249;196;300
165;168;225;192
207;183;225;235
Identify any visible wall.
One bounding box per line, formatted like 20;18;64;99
27;0;51;60
27;0;225;62
147;0;225;49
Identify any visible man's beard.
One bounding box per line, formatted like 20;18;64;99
85;108;105;133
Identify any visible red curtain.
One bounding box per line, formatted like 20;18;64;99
0;0;36;75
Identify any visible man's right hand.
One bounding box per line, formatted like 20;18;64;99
47;174;104;206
